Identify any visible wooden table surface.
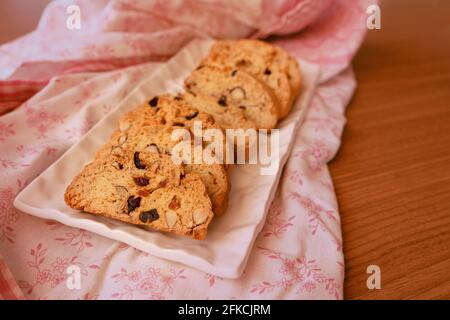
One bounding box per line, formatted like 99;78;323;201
331;0;450;299
1;0;449;300
0;0;51;44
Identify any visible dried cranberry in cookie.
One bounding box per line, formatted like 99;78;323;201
148;96;159;107
133;152;146;169
127;196;142;213
134;177;149;186
139;209;159;223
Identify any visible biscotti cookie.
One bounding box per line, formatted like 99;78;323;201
64;150;213;240
177;92;256;131
176;92;258;163
274;48;301;100
97;125;230;216
119;94;231;167
202;40;293;118
118;94;219;133
185;66;279;129
218;39;301;98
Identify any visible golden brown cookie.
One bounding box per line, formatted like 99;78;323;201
64;150;213;240
185;66;280;129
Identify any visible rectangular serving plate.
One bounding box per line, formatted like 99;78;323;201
14;39;320;279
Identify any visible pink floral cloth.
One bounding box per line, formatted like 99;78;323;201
0;0;373;299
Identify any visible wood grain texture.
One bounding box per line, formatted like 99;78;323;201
329;0;450;299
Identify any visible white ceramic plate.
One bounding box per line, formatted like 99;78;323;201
14;39;320;279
